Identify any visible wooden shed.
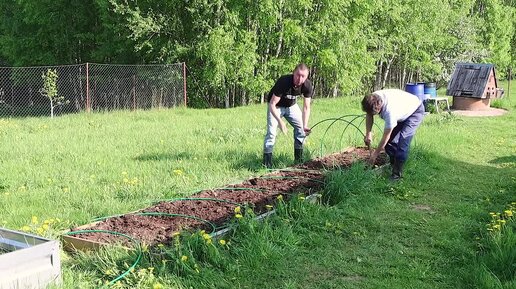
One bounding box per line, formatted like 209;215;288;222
446;63;501;110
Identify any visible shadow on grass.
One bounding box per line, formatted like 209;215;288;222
217;150;309;172
488;155;516;165
134;151;196;161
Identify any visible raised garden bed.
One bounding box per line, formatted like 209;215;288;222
63;147;385;250
0;228;61;289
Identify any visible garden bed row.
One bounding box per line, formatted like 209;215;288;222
63;147;384;250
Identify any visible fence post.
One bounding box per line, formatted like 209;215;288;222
132;75;136;110
86;63;90;112
183;62;187;107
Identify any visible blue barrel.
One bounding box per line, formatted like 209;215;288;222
424;82;437;98
405;82;425;101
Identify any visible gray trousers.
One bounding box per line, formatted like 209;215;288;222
263;104;305;154
385;104;425;162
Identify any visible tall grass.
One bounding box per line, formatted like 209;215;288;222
2;81;515;288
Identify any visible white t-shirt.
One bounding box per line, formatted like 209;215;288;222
373;89;422;129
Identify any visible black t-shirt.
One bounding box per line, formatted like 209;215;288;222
267;74;313;107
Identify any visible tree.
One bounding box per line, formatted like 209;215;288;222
40;69;66;118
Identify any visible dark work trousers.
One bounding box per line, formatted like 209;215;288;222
384;104;425;162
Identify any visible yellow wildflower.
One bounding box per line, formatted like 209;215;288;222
202;233;211;240
504;210;513;217
21;226;31;232
173;169;183;176
36;227;44;234
42;224;49;230
153;283;163;289
219;239;226;245
181;255;188;262
235;214;243;219
234;206;241;213
31;216;38;224
277;195;283;200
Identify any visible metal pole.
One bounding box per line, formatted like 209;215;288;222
183;62;187;107
132;75;136;111
86;63;90;113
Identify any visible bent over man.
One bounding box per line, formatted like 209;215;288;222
362;89;425;180
263;63;313;168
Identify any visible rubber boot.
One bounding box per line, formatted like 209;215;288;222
294;148;303;163
263;153;273;168
389;155;395;166
390;159;404;181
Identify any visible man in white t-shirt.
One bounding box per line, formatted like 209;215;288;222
362;89;425;180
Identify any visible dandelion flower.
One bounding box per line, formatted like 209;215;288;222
234;206;241;213
219;239;226;245
21;226;31;232
202;233;211;240
504;210;513;217
31;216;38;224
235;214;243;219
181;255;188;262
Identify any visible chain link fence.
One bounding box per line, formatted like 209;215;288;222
0;63;186;118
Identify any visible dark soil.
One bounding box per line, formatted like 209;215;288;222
70;147;385;247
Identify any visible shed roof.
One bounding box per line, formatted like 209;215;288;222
446;63;497;98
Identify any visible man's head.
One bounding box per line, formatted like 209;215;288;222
293;63;309;87
361;93;383;115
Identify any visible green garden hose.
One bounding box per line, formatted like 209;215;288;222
258;175;325;185
154;197;243;207
63;229;142;288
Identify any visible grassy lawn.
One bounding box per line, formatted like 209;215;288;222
0;82;514;288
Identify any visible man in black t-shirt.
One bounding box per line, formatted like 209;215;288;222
263;63;313;168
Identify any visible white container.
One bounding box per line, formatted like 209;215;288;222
0;228;61;289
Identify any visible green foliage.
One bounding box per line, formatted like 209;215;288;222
0;0;514;106
40;69;65;118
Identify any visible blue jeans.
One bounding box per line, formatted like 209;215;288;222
263;104;305;154
385;104;425;162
